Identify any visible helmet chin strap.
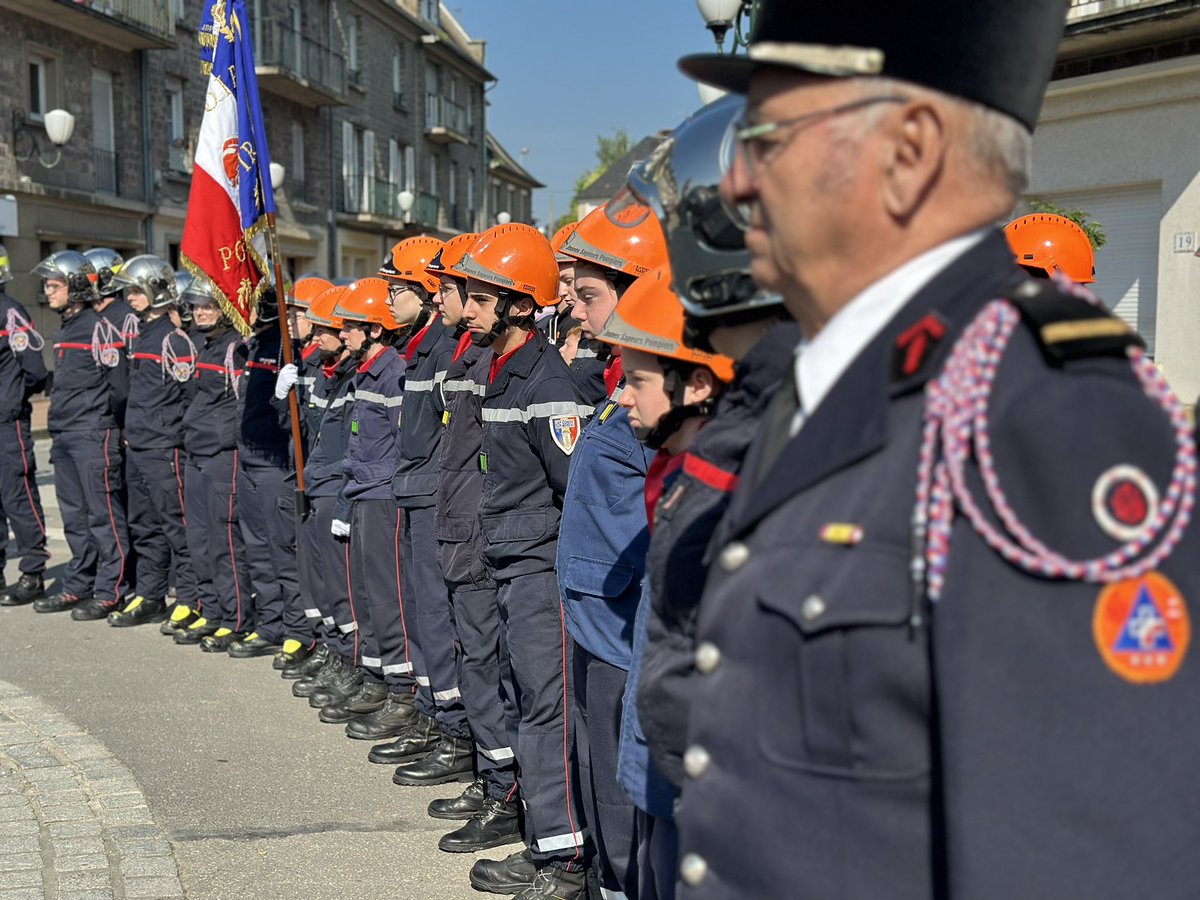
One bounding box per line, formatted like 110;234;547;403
637;364;714;450
474;291;516;348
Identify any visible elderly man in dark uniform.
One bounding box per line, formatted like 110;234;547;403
672;3;1200;898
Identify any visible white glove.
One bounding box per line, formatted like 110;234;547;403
273;363;299;399
331;519;351;538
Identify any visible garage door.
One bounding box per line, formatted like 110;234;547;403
1041;185;1161;355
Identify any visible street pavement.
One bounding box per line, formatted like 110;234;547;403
0;440;487;899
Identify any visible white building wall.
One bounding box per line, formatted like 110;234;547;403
1032;56;1200;400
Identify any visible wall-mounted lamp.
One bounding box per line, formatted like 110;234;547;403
269;162;286;192
12;109;76;169
496;211;511;225
397;189;414;223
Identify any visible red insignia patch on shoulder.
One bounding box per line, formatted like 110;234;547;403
1093;572;1190;684
1091;464;1159;541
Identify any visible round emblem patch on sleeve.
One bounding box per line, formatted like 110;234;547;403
1092;572;1189;684
1091;464;1158;542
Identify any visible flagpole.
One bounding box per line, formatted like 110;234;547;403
265;212;308;509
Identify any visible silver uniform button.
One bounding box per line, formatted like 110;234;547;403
801;594;826;622
683;745;710;779
719;541;749;572
694;641;721;674
680;852;708;887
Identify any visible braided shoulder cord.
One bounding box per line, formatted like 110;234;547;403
162;328;198;383
91;317;124;368
913;293;1196;603
122;313;141;346
5;308;45;352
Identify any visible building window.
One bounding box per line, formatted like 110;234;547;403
166;77;187;173
290;5;302;71
429;153;439;201
291;121;305;198
347;16;361;86
392;45;404;108
92;69;117;194
29;55;50;120
343;121;361;210
421;0;439;27
167;241;181;269
466;168;475;229
449;161;458;227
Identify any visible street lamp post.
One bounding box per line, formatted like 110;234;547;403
694;0;757;54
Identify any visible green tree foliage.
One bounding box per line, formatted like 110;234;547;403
556;128;633;230
1027;197;1107;250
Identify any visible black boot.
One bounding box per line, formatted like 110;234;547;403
227;632;283;658
292;653;344;697
393;735;475;788
514;867;587;900
438;795;522;853
160;604;199;635
427;778;486;821
344;692;416;740
107;596;167;627
469;847;536;895
0;573;45;607
70;597;120;621
281;643;328;679
318;680;388;723
367;712;441;763
275;639;317;672
200;629;246;652
173;616;221;644
33;592;84;614
307;663;365;708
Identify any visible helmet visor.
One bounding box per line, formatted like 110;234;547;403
603;187;653;229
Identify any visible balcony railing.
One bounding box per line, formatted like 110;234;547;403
425;94;469;142
94;149;119;195
15;146;144;200
252;19;346;104
56;0;173;42
338;179;442;228
166;143;190;174
1067;0;1180;21
414;191;440;228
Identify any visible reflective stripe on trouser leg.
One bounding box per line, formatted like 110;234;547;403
575;644;638;895
497;571;588;868
304;496;355;657
49;433;98;598
125;447;172;602
406;506;468;734
130;447;200;606
0;420;49;574
349;498;404;685
450;582;516;798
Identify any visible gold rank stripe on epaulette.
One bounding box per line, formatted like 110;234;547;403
819;523;863;545
598;401;618;423
1041;318;1132;345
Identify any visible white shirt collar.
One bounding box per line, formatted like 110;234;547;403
794;228;989;420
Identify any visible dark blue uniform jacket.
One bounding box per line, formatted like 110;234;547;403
0;292;48;423
557;397;653;670
336;345;405;521
393;318;455;508
435;337;491;589
302;355;356;499
181;327;245;457
125;314;196;450
237;322;289;466
677;230;1200;899
49;307;126;434
479;331;593;581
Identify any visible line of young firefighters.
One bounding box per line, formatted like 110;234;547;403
0;90;1108;900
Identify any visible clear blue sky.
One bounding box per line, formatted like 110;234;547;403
448;1;722;226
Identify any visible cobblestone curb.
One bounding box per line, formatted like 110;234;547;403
0;679;184;900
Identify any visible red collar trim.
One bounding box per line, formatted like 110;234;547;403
404;321;434;363
357;346;388;373
488;331;534;384
451;331;473;362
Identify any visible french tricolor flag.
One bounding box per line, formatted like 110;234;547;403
181;0;275;336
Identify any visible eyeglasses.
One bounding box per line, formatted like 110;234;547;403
733;95;908;179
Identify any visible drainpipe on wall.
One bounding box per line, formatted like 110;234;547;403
141;49;156;252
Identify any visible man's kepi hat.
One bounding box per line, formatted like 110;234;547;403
678;0;1069;132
